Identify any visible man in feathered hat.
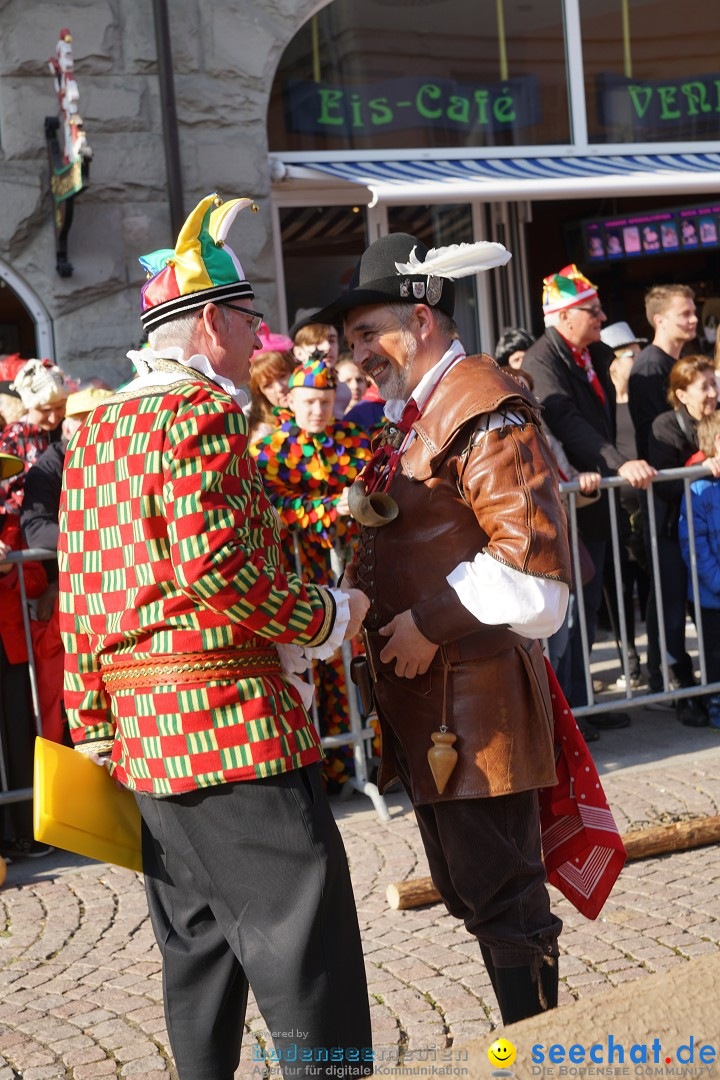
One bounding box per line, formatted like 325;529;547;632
252;356;373;789
523;265;655;729
57;194;372;1079
315;232;573;1023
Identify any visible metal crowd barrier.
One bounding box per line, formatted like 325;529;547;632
562;464;719;717
5;466;713;817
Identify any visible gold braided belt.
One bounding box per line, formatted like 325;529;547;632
100;648;282;691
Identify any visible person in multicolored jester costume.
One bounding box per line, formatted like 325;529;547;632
251;356;373;789
57;193;372;1080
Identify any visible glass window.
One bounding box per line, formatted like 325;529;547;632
269;0;570;152
582;0;720;143
280;205;368;331
386;205;480;355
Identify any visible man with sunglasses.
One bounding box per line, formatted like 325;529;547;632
523;266;655;737
57;194;372;1080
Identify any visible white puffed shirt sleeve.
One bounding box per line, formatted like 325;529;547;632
447;554;569;639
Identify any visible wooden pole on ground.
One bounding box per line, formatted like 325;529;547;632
386;814;720;910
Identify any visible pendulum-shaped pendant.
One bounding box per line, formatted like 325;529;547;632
427;730;458;794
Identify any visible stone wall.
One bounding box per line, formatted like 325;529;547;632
0;0;319;384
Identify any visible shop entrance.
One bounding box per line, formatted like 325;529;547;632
523;194;720;348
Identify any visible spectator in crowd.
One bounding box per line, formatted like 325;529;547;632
495;327;534;369
0;381;24;429
510;368;602;728
246;349;295;442
522;265;655;734
0;451;52;862
629;285;698;460
336;357;369;409
601;321;651;689
256;322;294;354
699;298;720;359
292;314;351;418
647;355;719;725
251;357;372;789
0;359;67;515
21;388;114;743
679;411;720;728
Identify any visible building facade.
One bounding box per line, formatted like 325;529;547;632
1;0;720;383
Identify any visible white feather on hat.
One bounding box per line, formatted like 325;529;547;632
395;242;511;279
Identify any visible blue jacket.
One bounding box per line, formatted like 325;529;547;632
679;475;720;609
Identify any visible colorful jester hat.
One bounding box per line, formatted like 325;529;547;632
542;264;598;315
139;193;258;332
288;356;339;391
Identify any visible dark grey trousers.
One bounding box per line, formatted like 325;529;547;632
136;765;372;1080
392;740;561;968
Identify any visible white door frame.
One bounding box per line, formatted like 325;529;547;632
0;261;55;360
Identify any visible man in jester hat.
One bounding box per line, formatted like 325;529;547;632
251;356;373;789
57;194;372;1079
315;232;576;1025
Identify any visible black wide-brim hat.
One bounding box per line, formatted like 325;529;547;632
314;233;456;325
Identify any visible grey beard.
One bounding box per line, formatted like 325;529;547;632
368;329;418;401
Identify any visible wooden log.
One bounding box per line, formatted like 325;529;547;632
386;878;441;910
386;814;720;910
621;814;720;861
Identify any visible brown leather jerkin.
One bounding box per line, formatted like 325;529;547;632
354;355;571;806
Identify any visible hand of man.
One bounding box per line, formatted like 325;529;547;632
344;588;370;640
335;488;351;517
379;609;439;678
617;459;657;490
705;456;720;479
577;471;602;494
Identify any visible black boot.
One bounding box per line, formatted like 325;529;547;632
493;958;558;1026
480;945;499;994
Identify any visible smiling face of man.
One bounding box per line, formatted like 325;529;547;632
344;304;420;401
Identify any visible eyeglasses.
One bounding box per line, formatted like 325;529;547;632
574;305;604;318
218;303;264;335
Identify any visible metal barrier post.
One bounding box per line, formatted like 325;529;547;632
607;485;632;699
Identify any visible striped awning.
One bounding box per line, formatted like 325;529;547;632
281;152;720;204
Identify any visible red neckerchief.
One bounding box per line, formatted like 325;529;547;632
540;659;626;919
559;332;607;407
362;397;421;494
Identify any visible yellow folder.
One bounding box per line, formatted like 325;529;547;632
33;737;143;872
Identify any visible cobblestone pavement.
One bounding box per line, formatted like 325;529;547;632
2;707;720;1078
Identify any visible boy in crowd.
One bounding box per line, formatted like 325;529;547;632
679;411;720;728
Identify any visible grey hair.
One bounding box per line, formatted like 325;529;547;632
386;302;458;339
147;306;233;357
544;311;562;329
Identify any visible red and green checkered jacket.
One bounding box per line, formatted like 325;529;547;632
58;368;335;796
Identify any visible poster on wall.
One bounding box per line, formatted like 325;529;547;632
583;203;720;264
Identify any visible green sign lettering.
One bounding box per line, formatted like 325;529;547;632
657;84;681;120
416;83;443;119
317;88;345;125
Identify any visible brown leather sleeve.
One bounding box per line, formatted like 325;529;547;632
411;582;489;643
458;421;572;585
